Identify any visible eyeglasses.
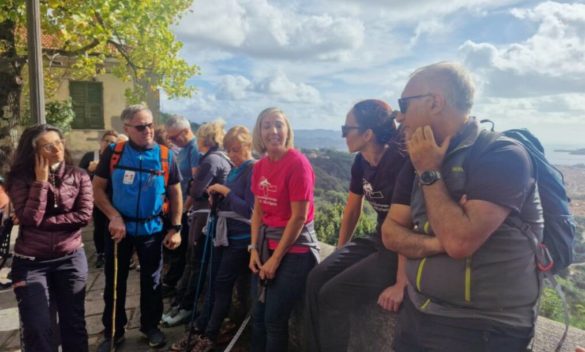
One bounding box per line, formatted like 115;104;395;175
341;125;361;138
167;129;185;141
40;140;64;152
125;123;154;132
398;94;432;114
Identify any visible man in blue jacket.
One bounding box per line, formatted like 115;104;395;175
93;104;183;351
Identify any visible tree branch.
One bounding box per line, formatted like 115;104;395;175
43;39;101;57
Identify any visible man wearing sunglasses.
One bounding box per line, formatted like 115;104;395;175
93;104;184;351
161;115;200;299
382;62;542;351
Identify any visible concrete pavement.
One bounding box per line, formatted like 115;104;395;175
0;226;188;352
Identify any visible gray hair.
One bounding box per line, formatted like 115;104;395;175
164;115;191;130
120;104;152;123
411;61;475;114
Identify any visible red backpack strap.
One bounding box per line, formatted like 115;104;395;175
159;145;170;215
109;141;126;175
159;145;170;187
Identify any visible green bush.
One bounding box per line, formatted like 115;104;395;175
45;99;75;133
22;99;75;133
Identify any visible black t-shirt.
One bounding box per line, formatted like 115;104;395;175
392;137;533;214
95;141;181;186
349;145;407;230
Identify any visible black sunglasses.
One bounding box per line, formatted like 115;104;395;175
398;94;432;114
341;125;361;138
125;123;154;132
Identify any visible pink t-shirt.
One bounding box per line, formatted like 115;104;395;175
251;148;315;228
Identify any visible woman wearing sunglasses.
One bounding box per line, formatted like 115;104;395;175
7;124;93;352
305;99;408;352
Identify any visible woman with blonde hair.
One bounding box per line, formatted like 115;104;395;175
248;108;319;351
163;119;233;327
171;125;255;351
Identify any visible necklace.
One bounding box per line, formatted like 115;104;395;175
48;172;59;208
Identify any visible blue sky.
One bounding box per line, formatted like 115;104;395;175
161;0;585;146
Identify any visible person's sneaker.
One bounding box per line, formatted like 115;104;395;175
164;308;192;327
161;305;180;325
169;331;202;351
144;328;166;348
96;335;125;352
95;253;105;269
190;336;215;352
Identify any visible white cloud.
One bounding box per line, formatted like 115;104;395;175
255;71;321;104
460;2;585;97
162;0;585;146
175;0;365;61
215;75;252;100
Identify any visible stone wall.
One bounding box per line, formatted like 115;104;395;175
299;242;585;352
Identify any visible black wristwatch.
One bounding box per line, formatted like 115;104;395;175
170;224;182;232
419;170;442;186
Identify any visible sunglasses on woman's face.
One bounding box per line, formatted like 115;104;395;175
125;123;154;132
341;125;360;138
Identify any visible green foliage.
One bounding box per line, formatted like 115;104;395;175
309;149;377;245
45;99;75;132
539;272;585;329
0;0;198;135
21;99;75;132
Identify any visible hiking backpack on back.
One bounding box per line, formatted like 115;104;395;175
472;121;576;274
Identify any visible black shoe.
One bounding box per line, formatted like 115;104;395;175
96;335;125;352
95;253;105;269
144;328;166;348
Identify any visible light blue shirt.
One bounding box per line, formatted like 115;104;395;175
177;138;200;200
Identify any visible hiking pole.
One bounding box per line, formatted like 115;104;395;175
185;195;220;351
184;231;211;352
110;242;118;352
223;313;251;352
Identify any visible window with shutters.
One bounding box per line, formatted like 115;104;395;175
69;81;104;129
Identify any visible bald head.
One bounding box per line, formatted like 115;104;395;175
409;62;475;115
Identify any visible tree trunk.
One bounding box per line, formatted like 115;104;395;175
0;18;25;142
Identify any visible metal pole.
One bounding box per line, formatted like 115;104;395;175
26;0;46;124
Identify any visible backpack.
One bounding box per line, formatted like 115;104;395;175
109;141;171;214
470;120;576;352
471;121;576;274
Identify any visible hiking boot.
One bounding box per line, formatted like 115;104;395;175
169;331;202;351
95;253;105;269
163;308;191;327
96;335;125;352
190;336;215;352
144;328;166;348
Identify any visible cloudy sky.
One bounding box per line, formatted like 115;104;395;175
161;0;585;146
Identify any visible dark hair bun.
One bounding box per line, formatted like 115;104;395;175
351;99;398;145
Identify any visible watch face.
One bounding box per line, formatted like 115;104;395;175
420;170;441;185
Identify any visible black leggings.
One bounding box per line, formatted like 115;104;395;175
304;236;397;352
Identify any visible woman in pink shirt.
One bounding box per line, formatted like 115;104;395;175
248;107;320;351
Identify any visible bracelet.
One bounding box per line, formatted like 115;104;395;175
111;215;122;221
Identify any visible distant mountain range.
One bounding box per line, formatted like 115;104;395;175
295;129;346;151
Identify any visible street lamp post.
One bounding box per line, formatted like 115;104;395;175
26;0;46;124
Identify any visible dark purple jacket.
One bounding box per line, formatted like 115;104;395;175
9;163;93;260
